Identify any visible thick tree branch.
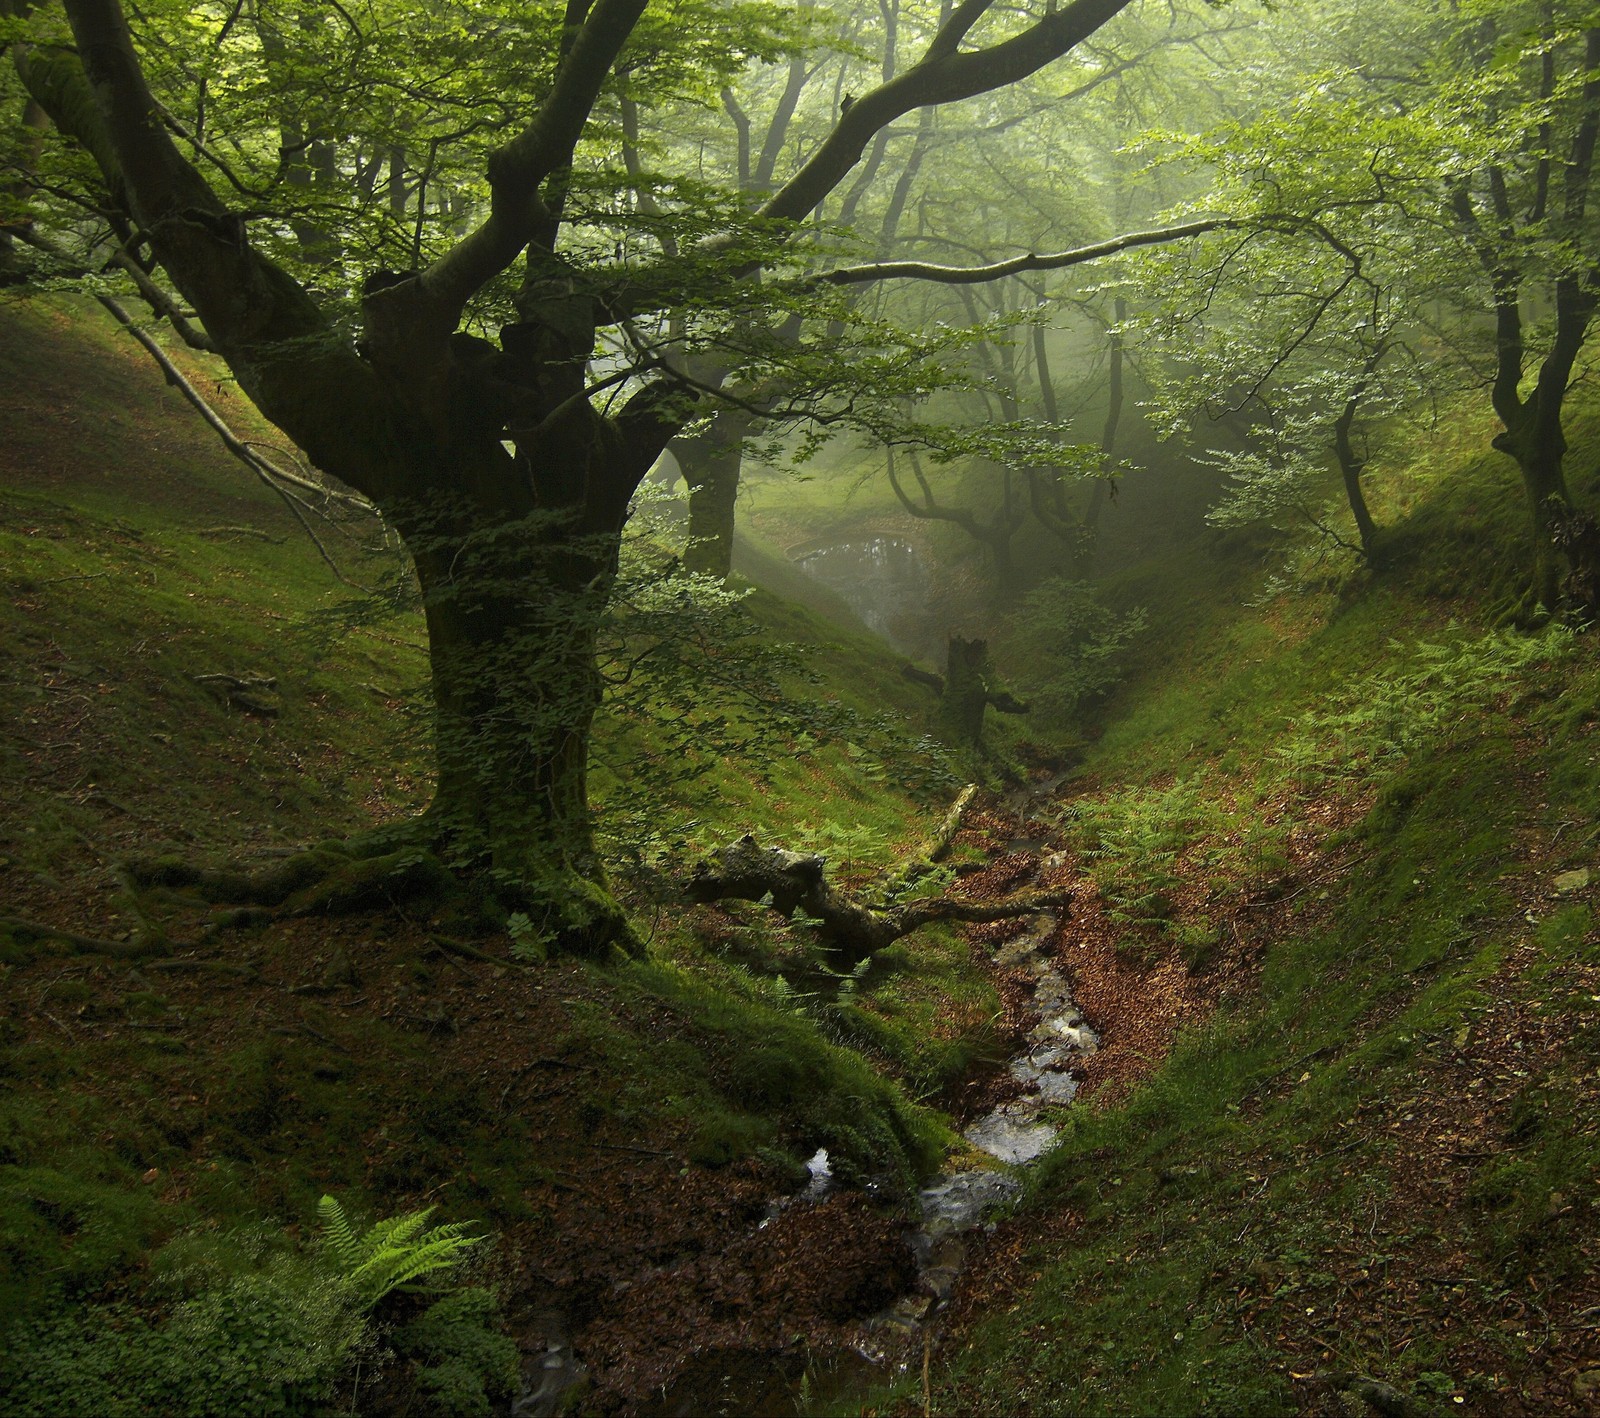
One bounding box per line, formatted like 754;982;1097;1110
418;0;647;324
53;0;395;497
925;0;995;64
685;833;1068;965
761;0;1136;225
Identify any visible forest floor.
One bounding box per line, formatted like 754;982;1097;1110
3;296;1599;1418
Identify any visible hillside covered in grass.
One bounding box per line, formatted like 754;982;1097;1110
0;297;994;1414
4;289;1600;1418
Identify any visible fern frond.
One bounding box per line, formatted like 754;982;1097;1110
317;1195;482;1309
316;1195;363;1270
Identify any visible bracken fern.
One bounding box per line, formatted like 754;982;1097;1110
316;1195;480;1310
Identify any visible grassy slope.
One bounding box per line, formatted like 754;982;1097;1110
906;401;1600;1415
7;293;1599;1417
0;298;1007;1412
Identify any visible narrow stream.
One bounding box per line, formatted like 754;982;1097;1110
865;903;1097;1350
510;828;1089;1416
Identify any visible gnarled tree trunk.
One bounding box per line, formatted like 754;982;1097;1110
19;0;1142;955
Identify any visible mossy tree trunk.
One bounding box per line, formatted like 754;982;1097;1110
674;408;754;580
400;495;624;950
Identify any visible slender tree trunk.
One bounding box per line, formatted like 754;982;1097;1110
675;409;752;579
1332;386;1381;565
1495;410;1573;612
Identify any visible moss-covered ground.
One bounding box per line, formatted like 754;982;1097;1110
0;297;1004;1413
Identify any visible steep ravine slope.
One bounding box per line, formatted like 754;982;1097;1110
898;408;1600;1417
4;297;1598;1418
0;297;996;1415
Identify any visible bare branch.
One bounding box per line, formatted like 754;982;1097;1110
96;296;377;589
819;218;1232;286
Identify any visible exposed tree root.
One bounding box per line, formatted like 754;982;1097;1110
121;829;643;963
124;839;456;916
685;833;1070;965
0;914;169;960
428;933;522;970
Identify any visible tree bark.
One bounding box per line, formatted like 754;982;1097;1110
1332;347;1384;566
674;409;754;579
1495;409;1574;612
1450;26;1600;613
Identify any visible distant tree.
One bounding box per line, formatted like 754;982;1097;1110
902;634;1028;748
1128;0;1600;609
1125;62;1469;567
1440;2;1600;612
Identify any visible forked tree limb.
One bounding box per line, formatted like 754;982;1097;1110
685;833;1068;965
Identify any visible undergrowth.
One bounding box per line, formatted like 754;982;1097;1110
0;297;990;1412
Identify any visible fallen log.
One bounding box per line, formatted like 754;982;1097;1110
881;782;978;898
685;833;1070;965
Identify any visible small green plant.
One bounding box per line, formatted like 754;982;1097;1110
316;1194;481;1309
505;910;545;962
0;1255;365;1418
818;955;875;1001
800;818;892;872
1002;578;1148;728
393;1288;521;1418
1068;777;1203;929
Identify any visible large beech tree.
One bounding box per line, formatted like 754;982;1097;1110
5;0;1153;950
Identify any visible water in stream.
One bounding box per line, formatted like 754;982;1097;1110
512;849;1091;1416
882;909;1097;1337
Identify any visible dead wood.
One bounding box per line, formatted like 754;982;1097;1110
190;672;280;716
685;833;1069;965
882;782;977;897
